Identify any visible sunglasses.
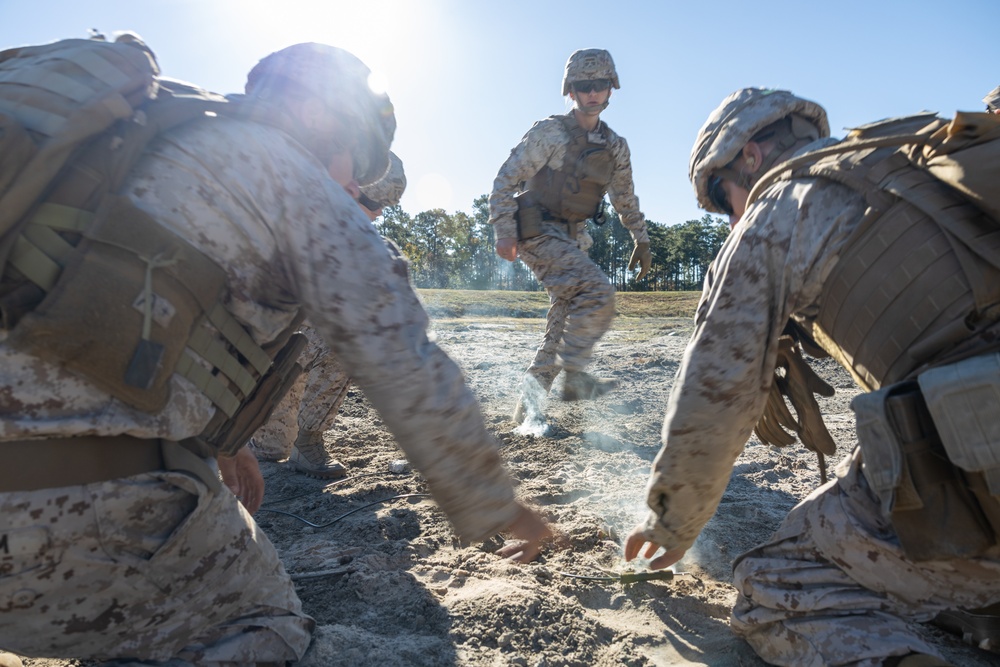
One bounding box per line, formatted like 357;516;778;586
358;192;387;211
707;175;733;216
571;79;611;94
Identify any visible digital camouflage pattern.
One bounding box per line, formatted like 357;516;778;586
561;48;620;96
488;113;647;243
517;229;615;384
732;450;1000;666
688;88;829;213
637;138;1000;664
251;323;351;464
0;114;522;662
359;151;406;209
0;468;312;663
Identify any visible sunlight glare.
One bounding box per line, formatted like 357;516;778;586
413;173;453;212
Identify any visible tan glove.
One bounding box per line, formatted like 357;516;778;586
754;335;837;457
628;241;651;280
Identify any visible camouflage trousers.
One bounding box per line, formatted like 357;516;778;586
518;229;615;388
252;324;352;460
0;465;313;665
731;449;1000;666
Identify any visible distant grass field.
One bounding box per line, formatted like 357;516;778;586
416;289;701;320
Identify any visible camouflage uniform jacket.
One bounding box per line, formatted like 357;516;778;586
639;139;868;553
0;116;520;541
488;112;648;244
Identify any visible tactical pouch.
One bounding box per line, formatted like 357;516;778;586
853;382;997;560
515;191;544;241
918;352;1000;538
7;195;226;413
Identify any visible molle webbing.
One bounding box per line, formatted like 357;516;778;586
527;115;613;223
0;38;158;263
754;115;1000;389
814;199;980;389
1;89;282;421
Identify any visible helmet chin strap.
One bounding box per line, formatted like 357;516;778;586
572;96;610;115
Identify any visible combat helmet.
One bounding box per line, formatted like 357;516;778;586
689;88;829;214
246;43;395;185
561;48;620;96
984;85;1000;112
359;151;406;210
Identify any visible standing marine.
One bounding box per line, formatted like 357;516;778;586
489;48;651;425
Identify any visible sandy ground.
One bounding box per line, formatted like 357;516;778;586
18;314;1000;666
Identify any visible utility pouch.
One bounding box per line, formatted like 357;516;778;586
918;352;1000;537
853;382;997;560
514;191;544;241
6;195;226;412
206;331;308;457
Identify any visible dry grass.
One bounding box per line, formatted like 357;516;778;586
416;289;700;320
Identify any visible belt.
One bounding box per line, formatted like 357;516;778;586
1;435;165;492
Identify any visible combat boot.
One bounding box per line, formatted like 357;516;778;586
512;374;554;424
932;601;1000;653
288;432;347;479
561;370;617;401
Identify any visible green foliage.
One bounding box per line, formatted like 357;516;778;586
374;196;728;292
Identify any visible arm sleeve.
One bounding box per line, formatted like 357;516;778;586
637;179;865;552
278;174;521;542
606;134;648;244
488;118;562;240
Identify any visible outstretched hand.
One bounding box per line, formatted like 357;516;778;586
624;525;685;571
496;503;556;563
219;446;265;515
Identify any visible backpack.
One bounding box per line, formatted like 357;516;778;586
0;36;305;454
0;36;160;272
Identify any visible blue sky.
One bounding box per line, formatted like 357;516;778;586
1;0;997;227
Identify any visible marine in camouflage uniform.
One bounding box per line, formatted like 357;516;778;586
251;152;408;479
0;42;550;665
489;49;650;424
625;88;1000;666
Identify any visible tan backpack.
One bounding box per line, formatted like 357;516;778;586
0;35;306;454
0;36;160;271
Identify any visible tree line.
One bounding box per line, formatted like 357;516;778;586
375;195;729;292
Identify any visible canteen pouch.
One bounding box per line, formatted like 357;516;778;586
514;191;544;241
853;382;996;560
918;352;1000;539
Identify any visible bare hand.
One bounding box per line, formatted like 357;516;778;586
496;504;555;563
495;238;518;262
219;446;265;515
624;525;685;570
